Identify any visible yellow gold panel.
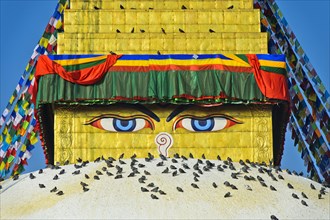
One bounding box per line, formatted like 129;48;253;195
54;104;273;164
70;0;253;10
64;10;260;26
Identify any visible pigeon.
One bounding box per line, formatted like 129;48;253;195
212;182;217;188
194;176;199;182
292;193;299;199
127;172;135;177
310;183;316;190
29;173;36;179
56;191;64;196
64;160;69;165
138;177;146;184
231;184;238;190
318;193;322;199
189;153;194;159
80;182;88;187
257;176;264;182
156;161;164;167
301;192;308;199
161;28;166;34
172;170;179;177
53;175;59;180
77;158;82;163
181;5;187;9
217;155;221;161
301;200;308;206
159;190;166;195
179;28;185;33
270;185;277;191
72;170;80;175
151;194;159;199
170;165;177;170
102;167;107;172
231;172;240;179
96;170;103;175
179;168;186;174
227;5;234;9
83;186;89;192
193;172;200;178
260;182;267;187
59;169;65;175
141;187;149;192
74;164;82;169
39;184;46;188
270;215;279;220
224;192;231;198
120;4;125;9
138;164;145;168
114;174;123;179
172;158;178;163
162;167;170;173
182;163;190;169
116;165;123;173
224;181;231;187
94;6;100;10
140;29;145;33
147;183;155;187
85;174;90;179
94;175;100;180
94;157;101;163
203;166;210;172
39;169;43;174
197;159;203;164
191;183;199;189
287;183;294;189
118;153;124;159
227;157;233;162
116;29;121;33
151;187;159;192
119;160;126;165
177;187;184;192
278;174;284;180
50;187;57;193
245;185;252;191
144;170;151;175
173;153;180;159
159;154;167;160
217;165;224;172
209;29;215;33
244;175;251;181
110;51;117;55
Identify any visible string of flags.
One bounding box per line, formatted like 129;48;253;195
255;0;330;183
0;0;68;177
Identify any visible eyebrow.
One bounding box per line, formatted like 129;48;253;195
116;103;160;122
166;105;192;122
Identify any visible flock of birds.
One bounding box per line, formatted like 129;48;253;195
105;4;233;55
93;4;234;34
2;151;329;219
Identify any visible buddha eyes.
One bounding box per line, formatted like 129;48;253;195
173;115;242;132
86;114;242;132
86;114;154;132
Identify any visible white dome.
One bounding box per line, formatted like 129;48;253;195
1;156;329;219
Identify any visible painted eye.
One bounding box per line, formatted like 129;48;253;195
173;115;242;132
86;115;154;132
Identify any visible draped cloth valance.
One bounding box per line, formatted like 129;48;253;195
35;54;289;106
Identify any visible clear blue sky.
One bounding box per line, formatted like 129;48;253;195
0;0;329;176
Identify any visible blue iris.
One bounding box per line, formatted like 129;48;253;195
191;118;214;131
113;118;136;132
